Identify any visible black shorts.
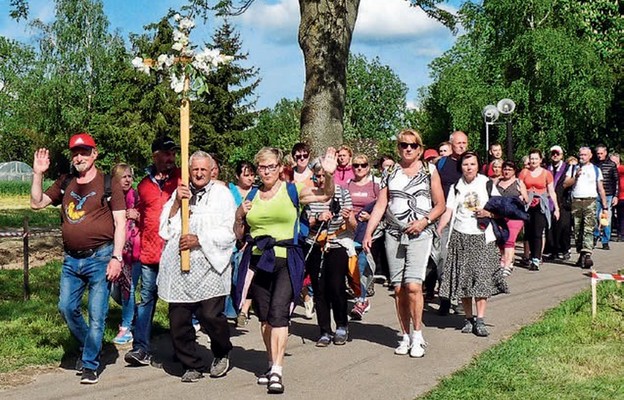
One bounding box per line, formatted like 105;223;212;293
251;257;293;327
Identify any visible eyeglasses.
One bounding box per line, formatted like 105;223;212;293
294;153;309;160
257;164;278;173
353;163;369;169
399;142;420;150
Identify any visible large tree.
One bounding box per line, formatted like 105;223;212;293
421;0;617;159
296;0;454;155
3;0;127;174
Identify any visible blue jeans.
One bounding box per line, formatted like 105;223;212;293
594;195;613;245
120;261;142;328
58;243;112;371
132;264;158;353
354;243;373;302
223;248;242;318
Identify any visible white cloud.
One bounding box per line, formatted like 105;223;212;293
239;0;457;45
354;0;455;43
239;0;299;43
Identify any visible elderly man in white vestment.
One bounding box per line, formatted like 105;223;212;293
158;150;237;383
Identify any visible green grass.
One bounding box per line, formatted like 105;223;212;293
0;181;54;196
0;208;61;229
0;261;170;373
420;281;624;400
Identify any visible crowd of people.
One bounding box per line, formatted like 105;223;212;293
30;130;623;391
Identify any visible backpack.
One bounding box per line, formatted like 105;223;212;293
245;182;310;245
569;164;600;185
60;173;113;207
436;156;448;171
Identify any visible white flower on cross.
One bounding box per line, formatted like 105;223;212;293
131;13;231;99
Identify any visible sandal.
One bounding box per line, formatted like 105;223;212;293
267;372;284;394
257;368;271;385
502;266;513;277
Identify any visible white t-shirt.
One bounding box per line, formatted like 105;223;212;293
447;174;500;235
566;163;603;199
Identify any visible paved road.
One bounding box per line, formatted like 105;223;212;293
2;244;622;400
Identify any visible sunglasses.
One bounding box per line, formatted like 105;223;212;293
353;163;369;169
399;142;420;150
551;151;561;156
294;153;309;160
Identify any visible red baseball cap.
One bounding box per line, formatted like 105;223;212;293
423;148;439;161
69;132;96;150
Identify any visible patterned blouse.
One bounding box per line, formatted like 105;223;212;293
381;162;436;238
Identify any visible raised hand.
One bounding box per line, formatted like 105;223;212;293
320;147;337;175
33;148;50;175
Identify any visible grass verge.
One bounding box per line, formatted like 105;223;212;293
0;208;61;229
0;261;169;374
421;281;624;400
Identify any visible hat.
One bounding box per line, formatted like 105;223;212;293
69;133;96;150
423;148;439;161
151;136;179;153
550;145;563;154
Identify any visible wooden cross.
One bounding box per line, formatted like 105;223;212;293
143;56;192;272
179;75;191;273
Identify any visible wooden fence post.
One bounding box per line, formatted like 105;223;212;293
23;217;30;301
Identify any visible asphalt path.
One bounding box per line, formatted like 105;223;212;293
2;243;622;400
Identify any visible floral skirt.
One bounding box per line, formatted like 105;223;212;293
439;230;509;302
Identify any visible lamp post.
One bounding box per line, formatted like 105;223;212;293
482;99;516;163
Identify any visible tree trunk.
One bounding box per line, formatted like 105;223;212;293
298;0;360;155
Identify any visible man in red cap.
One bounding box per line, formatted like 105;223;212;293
124;136;181;367
30;133;126;384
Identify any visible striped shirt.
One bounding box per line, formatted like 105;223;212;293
304;185;353;247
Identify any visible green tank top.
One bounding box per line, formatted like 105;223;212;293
246;182;302;258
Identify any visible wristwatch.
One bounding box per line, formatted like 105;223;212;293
426;217;433;225
112;255;123;262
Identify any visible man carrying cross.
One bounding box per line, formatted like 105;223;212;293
158;151;236;382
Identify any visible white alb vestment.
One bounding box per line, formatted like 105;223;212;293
157;182;236;303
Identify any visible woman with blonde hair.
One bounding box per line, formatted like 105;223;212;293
363;129;446;358
233;146;337;394
111;163;141;345
346;154;379;319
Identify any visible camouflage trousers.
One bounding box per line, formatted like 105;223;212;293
571;198;597;254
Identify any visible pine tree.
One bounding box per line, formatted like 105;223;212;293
191;19;261;163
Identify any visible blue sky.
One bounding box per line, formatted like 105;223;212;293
0;0;461;109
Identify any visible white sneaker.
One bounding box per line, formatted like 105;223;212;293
394;336;411;355
409;337;426;358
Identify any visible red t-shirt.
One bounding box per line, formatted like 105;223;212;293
519;168;553;195
617;165;624;200
45;171;125;251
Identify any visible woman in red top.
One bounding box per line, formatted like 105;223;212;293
518;149;559;271
612;153;624;241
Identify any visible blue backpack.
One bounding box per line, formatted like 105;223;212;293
245;182;310;245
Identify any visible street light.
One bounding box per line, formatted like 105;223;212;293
482;98;516;163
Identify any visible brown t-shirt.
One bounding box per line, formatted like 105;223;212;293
45;170;126;251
